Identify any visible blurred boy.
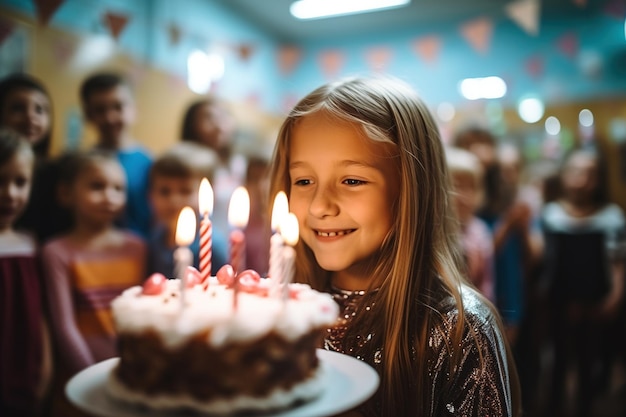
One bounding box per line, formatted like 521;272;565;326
148;142;228;277
80;72;152;237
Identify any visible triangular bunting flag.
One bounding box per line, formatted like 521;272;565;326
556;32;578;58
104;11;129;40
318;49;345;78
167;23;181;46
364;46;392;72
245;92;261;107
237;43;255;62
34;0;64;26
282;93;299;114
412;36;441;64
460;17;493;55
505;0;540;36
525;54;544;78
0;17;15;47
52;36;76;65
277;46;301;76
603;0;626;19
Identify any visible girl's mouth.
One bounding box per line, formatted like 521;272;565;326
315;229;355;237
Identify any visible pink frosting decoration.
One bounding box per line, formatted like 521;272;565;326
142;273;167;295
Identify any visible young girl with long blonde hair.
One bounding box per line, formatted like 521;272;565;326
268;76;521;416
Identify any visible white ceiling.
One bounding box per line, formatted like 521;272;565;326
219;0;604;43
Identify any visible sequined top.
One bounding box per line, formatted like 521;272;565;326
325;285;514;416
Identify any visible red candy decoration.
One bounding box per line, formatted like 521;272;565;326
237;269;261;292
142;273;167;295
185;266;202;288
216;264;235;286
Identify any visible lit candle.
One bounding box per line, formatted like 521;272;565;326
174;206;197;307
227;186;250;274
269;191;288;286
198;178;214;283
280;212;299;300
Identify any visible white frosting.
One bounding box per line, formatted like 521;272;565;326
111;278;339;348
107;360;328;414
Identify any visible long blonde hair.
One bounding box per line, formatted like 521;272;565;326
269;76;519;416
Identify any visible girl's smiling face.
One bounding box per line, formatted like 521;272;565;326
288;111;399;287
1;88;51;147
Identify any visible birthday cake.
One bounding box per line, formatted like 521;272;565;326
106;266;339;414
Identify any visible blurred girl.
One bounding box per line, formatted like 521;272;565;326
446;146;495;302
0;129;51;416
180;98;245;239
41;150;145;415
269;76;520;416
541;147;625;417
0;73;71;242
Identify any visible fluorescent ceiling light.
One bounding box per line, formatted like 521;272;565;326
290;0;411;20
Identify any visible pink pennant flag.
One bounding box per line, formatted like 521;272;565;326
281;93;299;114
278;46;301;76
460;17;493;55
603;0;626;19
412;35;441;64
34;0;64;26
52;36;76;64
525;54;544;78
104;11;129;40
505;0;540;36
318;49;345;78
556;32;578;58
364;46;392;72
237;43;255;62
167;22;181;46
0;17;14;47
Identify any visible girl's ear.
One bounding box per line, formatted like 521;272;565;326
57;182;73;208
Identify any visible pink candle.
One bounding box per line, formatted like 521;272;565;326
280;213;299;301
269;191;289;285
198;178;214;283
174;206;197;308
227;186;250;274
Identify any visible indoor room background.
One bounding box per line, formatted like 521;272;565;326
0;0;625;206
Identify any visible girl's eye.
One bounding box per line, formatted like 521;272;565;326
344;179;365;186
294;179;311;186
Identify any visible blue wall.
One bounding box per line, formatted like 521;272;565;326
1;0;625;113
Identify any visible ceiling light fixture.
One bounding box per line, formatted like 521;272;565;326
290;0;411;20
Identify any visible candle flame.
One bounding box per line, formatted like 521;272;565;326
176;206;197;246
199;177;214;217
280;213;299;246
228;186;250;229
271;191;289;232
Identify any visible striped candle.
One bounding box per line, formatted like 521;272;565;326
198;178;214;283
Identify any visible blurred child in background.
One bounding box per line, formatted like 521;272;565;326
41;150;145;416
446;146;495;302
0;73;71;242
80;72;152;238
180;98;245;239
541;147;625;417
147;142;228;277
0;129;51;416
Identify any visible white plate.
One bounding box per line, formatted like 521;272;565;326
66;349;379;417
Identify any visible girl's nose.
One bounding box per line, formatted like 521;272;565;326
308;185;339;218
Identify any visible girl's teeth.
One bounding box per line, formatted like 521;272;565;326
318;230;348;237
